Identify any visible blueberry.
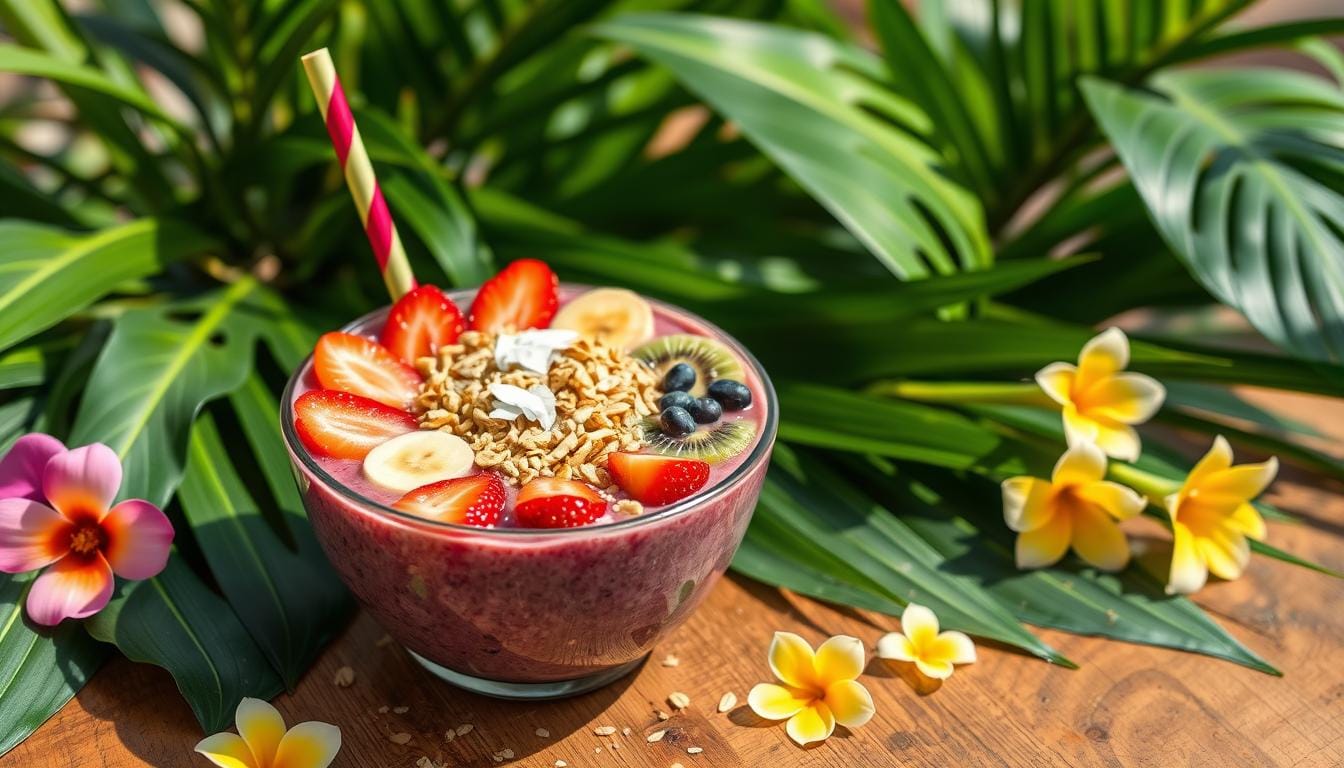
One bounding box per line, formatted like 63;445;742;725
663;363;696;393
707;379;752;411
659;406;697;437
687;396;722;424
659;390;696;412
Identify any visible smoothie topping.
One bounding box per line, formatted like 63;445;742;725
487;383;558;430
494;328;580;374
416;330;660;489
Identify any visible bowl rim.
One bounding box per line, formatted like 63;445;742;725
279;284;779;538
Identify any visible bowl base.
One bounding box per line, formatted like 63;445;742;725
408;650;647;700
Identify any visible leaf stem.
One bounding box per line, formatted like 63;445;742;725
868;380;1052;406
1106;462;1180;506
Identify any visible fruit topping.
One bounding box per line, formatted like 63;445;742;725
659;406;696;437
608;452;709;506
313;331;423;410
640;418;757;463
662;362;696;393
551;287;654;349
514;478;608;528
362;430;474;493
468;258;559;333
381;284;465;366
634;334;744;397
294;390;418;460
658;390;696;412
393;473;505;527
707;379;752;411
688;396;723;424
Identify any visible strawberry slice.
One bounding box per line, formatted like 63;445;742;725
467;259;559;333
607;453;710;506
394;473;506;527
514;477;607;528
381;284;465;366
313;331;423;410
294;390;418;460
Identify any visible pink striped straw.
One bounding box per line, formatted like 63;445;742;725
301;48;417;300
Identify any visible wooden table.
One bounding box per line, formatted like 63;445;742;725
6;391;1344;768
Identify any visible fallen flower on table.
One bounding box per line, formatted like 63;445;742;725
1001;441;1145;571
1165;435;1276;595
1035;327;1165;461
195;697;341;768
747;632;874;746
876;604;976;680
0;435;173;625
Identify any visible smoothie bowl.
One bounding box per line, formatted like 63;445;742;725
280;260;776;698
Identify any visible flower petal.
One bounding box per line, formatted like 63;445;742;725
0;434;65;503
914;656;955;680
1015;509;1072;569
899;603;940;647
1061;403;1099;446
236;697;286;768
1070;503;1131;572
1034;362;1077;406
824;679;874;729
785;702;835;746
1167;522;1208;595
101;499;173;579
1186;435;1234;490
1079;373;1165;424
1075;480;1145;521
1001;477;1054;532
1198;457;1278;505
1199;526;1250;581
929;631;977;666
194;732;260;768
42;443;121;519
767;631;817;690
1227;503;1267;541
1077;327;1129;383
25;553;114;625
1053;441;1107;486
875;631;916;662
813;635;865;683
747;683;812;720
1087;417;1142;462
0;499;72;573
273;721;341;768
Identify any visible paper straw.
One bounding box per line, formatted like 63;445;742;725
301;48;416;300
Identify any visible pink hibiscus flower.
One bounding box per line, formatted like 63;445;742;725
0;434;173;625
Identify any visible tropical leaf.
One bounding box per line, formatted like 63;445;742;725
177;410;349;687
1082;69;1344;363
595;13;993;279
0;572;107;758
0;43;182;127
736;446;1069;665
846;458;1277;674
85;556;284;733
67;277;280;507
0;347;51;390
0;219;215;354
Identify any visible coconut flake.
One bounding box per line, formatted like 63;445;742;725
494;329;579;375
489;383;558;430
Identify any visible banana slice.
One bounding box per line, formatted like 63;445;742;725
362;430;474;493
551;288;654;350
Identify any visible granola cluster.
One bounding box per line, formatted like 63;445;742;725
414;331;661;492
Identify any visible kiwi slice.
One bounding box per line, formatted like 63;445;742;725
638;418;757;463
634;334;744;397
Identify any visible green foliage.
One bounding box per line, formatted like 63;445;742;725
1;0;1342;755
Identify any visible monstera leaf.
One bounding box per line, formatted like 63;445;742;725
1083;70;1344;363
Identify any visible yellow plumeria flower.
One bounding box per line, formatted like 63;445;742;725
195;697;340;768
1166;436;1276;595
747;632;875;746
1035;327;1165;461
1001;441;1145;571
876;603;975;679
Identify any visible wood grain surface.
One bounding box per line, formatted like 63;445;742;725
5;390;1343;768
